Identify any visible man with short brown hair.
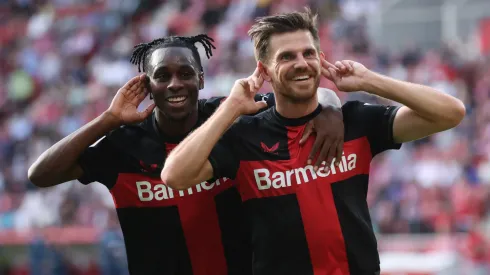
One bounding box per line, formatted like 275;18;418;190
248;8;320;63
161;9;466;275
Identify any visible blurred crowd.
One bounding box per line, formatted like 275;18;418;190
1;0;490;273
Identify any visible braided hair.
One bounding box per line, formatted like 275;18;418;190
130;34;216;73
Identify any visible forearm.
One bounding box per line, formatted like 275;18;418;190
28;112;121;187
161;99;242;189
363;72;465;125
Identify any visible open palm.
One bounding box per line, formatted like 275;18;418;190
321;59;369;92
107;75;156;125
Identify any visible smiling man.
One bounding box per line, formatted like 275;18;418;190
28;34;345;275
161;10;466;275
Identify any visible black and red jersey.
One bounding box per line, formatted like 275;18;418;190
208;101;401;275
77;94;274;275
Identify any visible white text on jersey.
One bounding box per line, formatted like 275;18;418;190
254;153;357;190
136;178;228;201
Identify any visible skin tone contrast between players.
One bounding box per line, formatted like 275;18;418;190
28;34;346;274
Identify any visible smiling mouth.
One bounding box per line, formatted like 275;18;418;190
166;96;188;107
292;75;311;82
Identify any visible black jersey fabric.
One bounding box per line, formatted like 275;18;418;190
77;93;275;275
208;101;401;275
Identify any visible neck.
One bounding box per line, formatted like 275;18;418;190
155;108;198;137
274;93;319;118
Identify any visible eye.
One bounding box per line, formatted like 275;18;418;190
281;53;293;61
181;71;194;79
304;50;315;58
155;73;170;81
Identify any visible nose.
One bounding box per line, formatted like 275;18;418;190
168;76;184;92
293;55;308;70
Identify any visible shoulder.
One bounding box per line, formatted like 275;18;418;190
237;108;274;126
342;100;399;120
224;108;274;139
341;100;364;116
105;118;161;159
106;124;146;145
198;97;226;117
341;100;379;125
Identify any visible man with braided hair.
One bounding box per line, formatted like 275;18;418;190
28;34;345;275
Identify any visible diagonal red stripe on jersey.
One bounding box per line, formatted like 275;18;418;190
296;179;350;275
178;193;228;275
287;127;361;275
165;143;228;275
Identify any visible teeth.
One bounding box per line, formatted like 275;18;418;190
293;75;309;81
168;96;187;102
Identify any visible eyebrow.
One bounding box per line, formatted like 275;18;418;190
303;47;317;53
276;47;317;59
277;51;294;59
152;64;195;75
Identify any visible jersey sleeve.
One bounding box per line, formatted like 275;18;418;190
345;101;402;157
199;97;227;116
77;136;122;187
207;122;242;180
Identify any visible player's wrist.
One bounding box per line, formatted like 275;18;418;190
222;97;248;117
100;111;124;129
359;70;382;95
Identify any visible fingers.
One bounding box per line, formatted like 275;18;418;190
248;76;263;93
252;66;261;78
321;58;341;81
248;68;264;94
335;139;344;166
323;58;354;76
335;60;356;76
321;58;337;70
313;137;334;171
254;100;267;111
336;60;354;74
137;84;149;99
321;66;333;80
120;75;145;102
335;61;350;74
328;68;340;83
307;136;322;166
341;60;353;72
131;83;149;105
128;75;145;93
247;78;258;93
126;74;143;89
300;121;314;145
138;103;156;119
143;74;151;91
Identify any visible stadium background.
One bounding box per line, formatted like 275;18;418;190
0;0;489;274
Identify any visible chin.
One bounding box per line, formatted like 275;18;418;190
285;88;317;103
156;102;194;121
166;111;191;121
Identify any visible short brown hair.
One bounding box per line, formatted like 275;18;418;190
248;8;320;62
